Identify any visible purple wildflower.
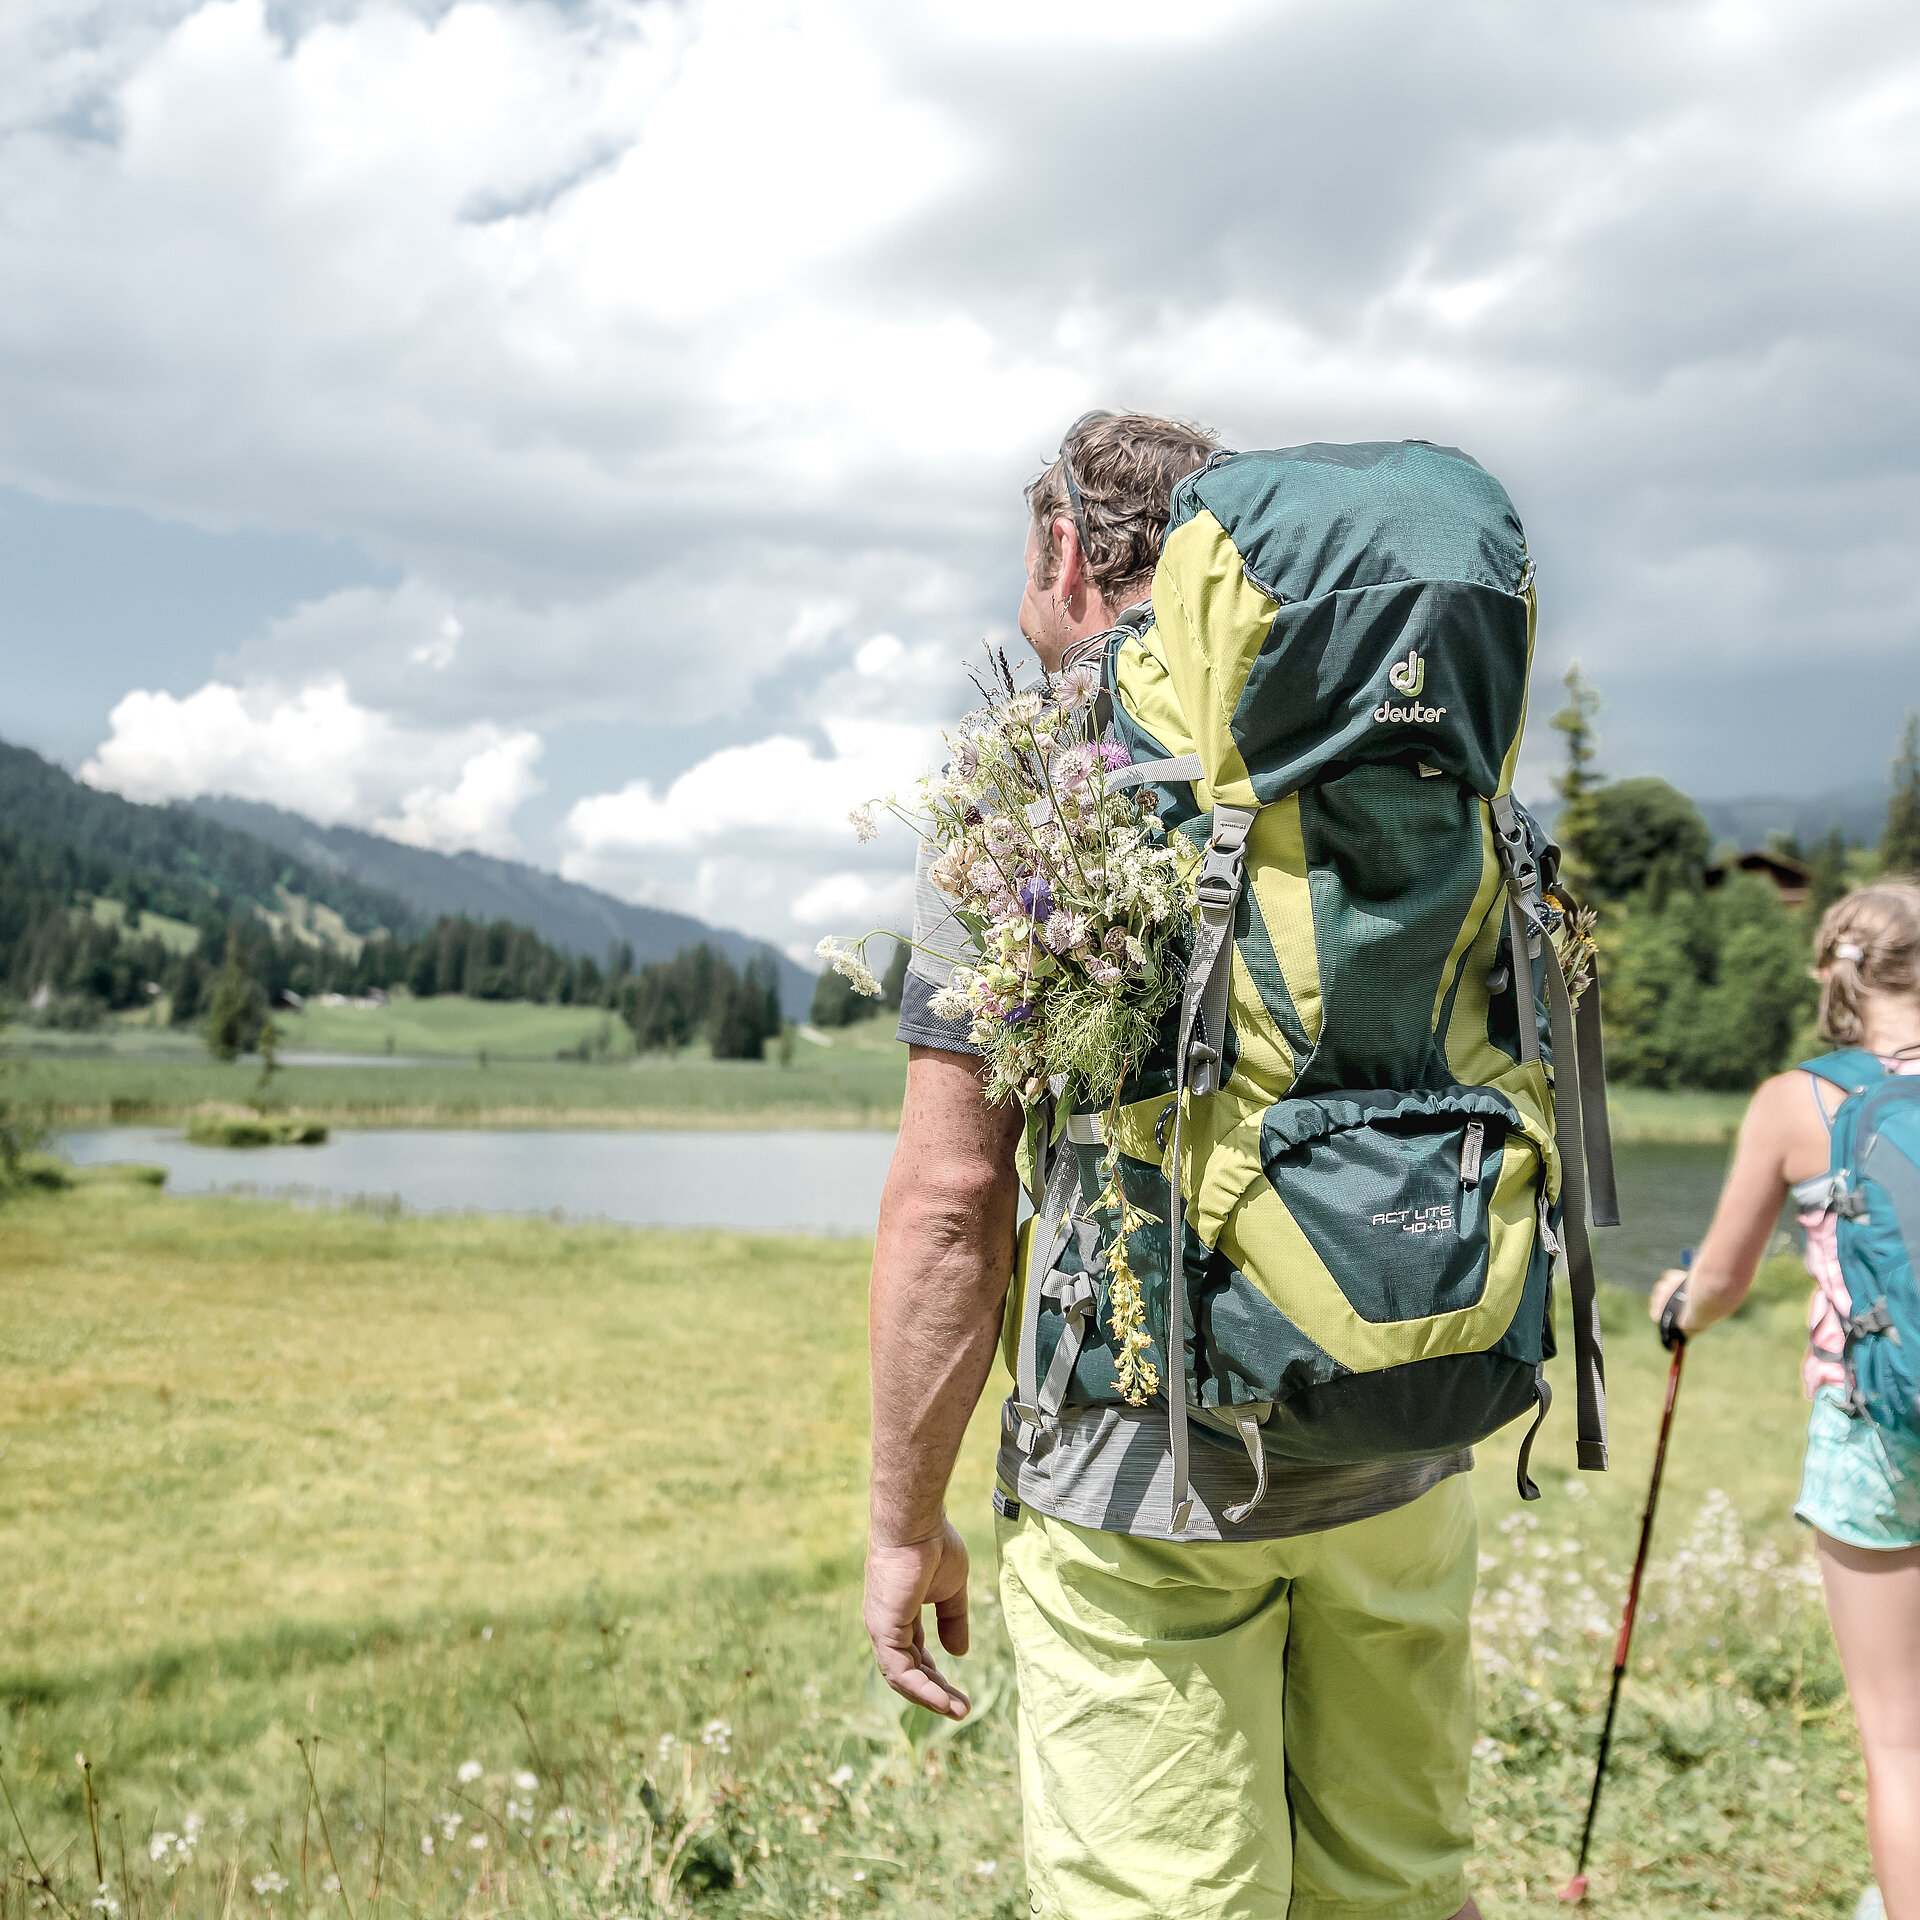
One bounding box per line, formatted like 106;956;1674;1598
1018;876;1055;921
1097;742;1133;771
1004;1001;1036;1026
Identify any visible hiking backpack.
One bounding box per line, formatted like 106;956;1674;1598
1007;440;1619;1528
1801;1051;1920;1438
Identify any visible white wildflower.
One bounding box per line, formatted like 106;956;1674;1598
252;1873;288;1898
929;980;973;1020
701;1719;732;1753
457;1760;483;1784
468;1834;486;1851
1001;692;1042;725
420;1837;434;1857
90;1885;119;1917
1054;664;1100;708
973;1860;998;1878
828;1765;854;1789
848;804;880;843
323;1876;341;1894
513;1770;537;1792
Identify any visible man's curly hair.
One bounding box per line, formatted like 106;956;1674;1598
1026;411;1221;605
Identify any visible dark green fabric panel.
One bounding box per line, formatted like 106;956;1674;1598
1229;581;1529;803
1167;441;1528;603
1291;765;1487;1093
1256;1351;1542;1468
1265;1121;1506;1325
1194;1267;1347;1407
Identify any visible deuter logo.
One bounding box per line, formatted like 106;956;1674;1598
1372;1204;1455;1235
1375;650;1447;725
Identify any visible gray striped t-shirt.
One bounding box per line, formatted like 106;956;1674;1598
895;837;1471;1543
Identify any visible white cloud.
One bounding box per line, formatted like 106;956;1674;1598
374;730;545;858
559;711;940;942
81;675;543;856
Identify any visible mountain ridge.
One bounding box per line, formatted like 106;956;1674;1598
190;794;814;1008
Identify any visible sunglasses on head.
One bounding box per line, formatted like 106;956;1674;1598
1057;409;1117;549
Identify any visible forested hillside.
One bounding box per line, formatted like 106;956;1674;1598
0;740;795;1038
194;793;812;1008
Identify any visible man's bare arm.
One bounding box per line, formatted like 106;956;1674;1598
864;1045;1024;1719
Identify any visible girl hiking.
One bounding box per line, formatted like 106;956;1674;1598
1649;881;1920;1920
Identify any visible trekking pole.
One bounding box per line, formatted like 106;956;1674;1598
1559;1249;1691;1906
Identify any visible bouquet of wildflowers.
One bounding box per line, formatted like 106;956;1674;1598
820;651;1194;1403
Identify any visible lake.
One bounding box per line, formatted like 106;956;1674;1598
59;1126;901;1236
55;1127;1773;1277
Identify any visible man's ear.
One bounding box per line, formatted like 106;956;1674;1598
1052;517;1085;606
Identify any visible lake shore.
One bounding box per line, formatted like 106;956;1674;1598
7;1038;1752;1141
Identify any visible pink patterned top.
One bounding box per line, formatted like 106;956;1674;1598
1799;1057;1920;1398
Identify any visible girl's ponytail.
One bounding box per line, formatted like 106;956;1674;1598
1815;881;1920;1047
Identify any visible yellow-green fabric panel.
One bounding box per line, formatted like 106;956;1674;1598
1495;579;1537;798
1218;1134;1539;1374
1429;802;1505;1036
1223;943;1296;1099
1242;795;1322;1053
1151;512;1279;811
1110;623;1197;764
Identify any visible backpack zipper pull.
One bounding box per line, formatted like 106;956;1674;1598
1460;1120;1485;1189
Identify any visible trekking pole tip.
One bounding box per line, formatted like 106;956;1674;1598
1557;1874;1589;1904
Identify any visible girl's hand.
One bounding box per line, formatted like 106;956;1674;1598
1649;1267;1692;1335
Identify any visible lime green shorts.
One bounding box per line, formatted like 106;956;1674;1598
996;1477;1477;1920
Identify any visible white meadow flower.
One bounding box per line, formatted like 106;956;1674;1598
513;1770;537;1792
848;804;879;842
457;1761;483;1784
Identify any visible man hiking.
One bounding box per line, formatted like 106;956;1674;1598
865;410;1558;1920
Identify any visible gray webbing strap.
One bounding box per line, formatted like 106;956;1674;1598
1065;1111;1104;1146
1161;802;1256;1531
1575;977;1620;1227
1542;937;1609;1472
1166;1099;1193;1532
1026;752;1205;828
1013;1142;1082;1454
1105;752;1204;795
1036;1269;1099;1421
1505;892;1541;1065
1181;805;1255;1101
1220;1407;1269;1526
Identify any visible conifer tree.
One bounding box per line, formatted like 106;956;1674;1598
1882;710;1920;879
1549;663;1603;885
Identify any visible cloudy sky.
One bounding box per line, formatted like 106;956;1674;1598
3;0;1917;960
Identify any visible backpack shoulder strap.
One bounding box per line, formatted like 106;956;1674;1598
1802;1050;1889;1096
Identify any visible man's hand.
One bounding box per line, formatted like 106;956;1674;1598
864;1519;972;1720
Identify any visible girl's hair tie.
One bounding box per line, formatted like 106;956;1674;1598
1835;942;1867;963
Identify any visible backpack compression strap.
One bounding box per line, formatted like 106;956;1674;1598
1493;794;1610;1474
1164;802;1258;1531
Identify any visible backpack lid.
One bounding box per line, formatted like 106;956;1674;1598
1152;441;1535;805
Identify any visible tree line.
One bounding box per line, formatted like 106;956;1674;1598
1559;679;1920;1091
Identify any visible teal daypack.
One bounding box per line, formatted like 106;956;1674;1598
1800;1051;1920;1437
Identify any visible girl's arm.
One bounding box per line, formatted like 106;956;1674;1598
1648;1070;1827;1338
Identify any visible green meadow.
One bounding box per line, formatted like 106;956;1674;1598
1;1017;910;1132
0;1177;1878;1918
